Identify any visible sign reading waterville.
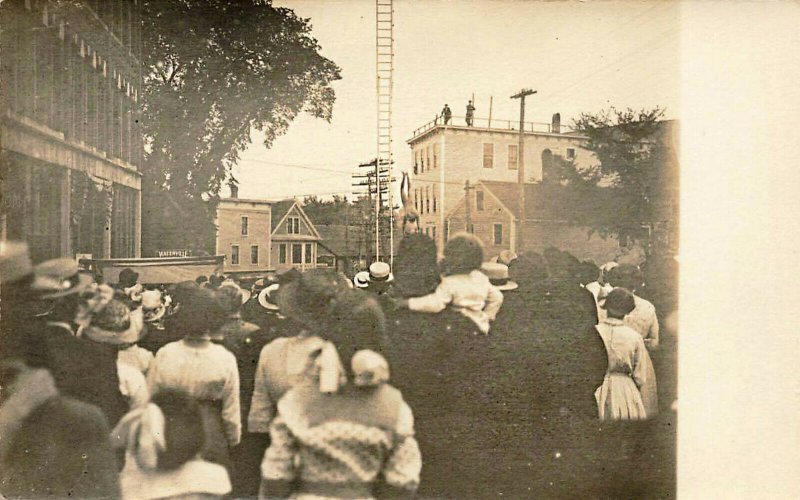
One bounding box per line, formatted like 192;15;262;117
156;249;191;258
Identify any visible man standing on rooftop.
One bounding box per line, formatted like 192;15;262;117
465;100;475;126
441;104;452;124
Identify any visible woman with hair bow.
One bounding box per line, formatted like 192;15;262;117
112;389;231;499
259;290;422;500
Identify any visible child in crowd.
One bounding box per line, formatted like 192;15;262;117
259;290;421;499
112;389;232;499
394;232;503;334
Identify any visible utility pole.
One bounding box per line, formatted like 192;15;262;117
510;88;536;253
464;180;474;233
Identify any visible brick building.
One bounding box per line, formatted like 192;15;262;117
0;0;143;263
406;113;593;249
215;193;321;276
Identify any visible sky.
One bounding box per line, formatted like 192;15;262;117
232;0;680;200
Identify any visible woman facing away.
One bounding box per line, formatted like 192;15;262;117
259;289;422;500
112;389;232;500
247;269;350;436
147;287;241;468
594;288;657;421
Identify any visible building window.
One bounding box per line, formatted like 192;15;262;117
241;215;249;235
279;244;287;264
231;245;240;265
494;224;503;245
251;245;259;264
420;150;425;173
288;217;300;234
426;187;430;214
468;223;475;234
305;243;312;264
566;148;576;160
432;226;437;241
433;144;439;169
476;190;484;211
444;221;450;241
292;243;303;263
483;143;494;168
433;193;437;213
427;146;432;170
508;144;518;170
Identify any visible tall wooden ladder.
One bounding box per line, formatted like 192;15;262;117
375;0;394;263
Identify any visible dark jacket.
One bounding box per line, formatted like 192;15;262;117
489;285;609;498
385;308;492;498
29;323;129;427
0;396;120;498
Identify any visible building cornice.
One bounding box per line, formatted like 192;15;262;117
1;110;141;178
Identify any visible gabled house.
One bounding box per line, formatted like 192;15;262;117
269;200;321;273
446;180;631;264
215;192;321;276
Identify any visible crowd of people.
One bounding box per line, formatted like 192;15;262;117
0;232;678;499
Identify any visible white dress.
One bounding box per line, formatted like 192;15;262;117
594;318;655;420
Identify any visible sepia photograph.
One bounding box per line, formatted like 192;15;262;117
0;0;798;499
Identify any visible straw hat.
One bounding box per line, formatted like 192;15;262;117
368;262;393;282
480;262;518;291
353;271;370;289
257;283;280;311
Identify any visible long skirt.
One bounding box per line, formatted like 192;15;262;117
595;373;647;421
198;400;231;469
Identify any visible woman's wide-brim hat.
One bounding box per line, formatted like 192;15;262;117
481;262;518;291
32;258;94;299
276;269;347;327
83;302;145;345
257;283;280;311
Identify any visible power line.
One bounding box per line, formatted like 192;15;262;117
534;3;676;93
236;157;355;175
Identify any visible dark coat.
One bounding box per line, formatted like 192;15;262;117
28;324;129;427
488;285;609;498
385;308;492;498
0;396;120;498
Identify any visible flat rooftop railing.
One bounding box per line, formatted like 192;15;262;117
411;115;577;139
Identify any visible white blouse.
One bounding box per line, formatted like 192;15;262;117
147;340;241;446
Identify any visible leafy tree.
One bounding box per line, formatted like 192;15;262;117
140;0;341;255
568;107;669;245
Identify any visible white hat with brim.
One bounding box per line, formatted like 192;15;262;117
353;271;370;289
481;262;519;291
369;262;393;282
257;284;280;311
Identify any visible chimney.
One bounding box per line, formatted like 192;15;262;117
551;113;561;134
230;183;239;199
